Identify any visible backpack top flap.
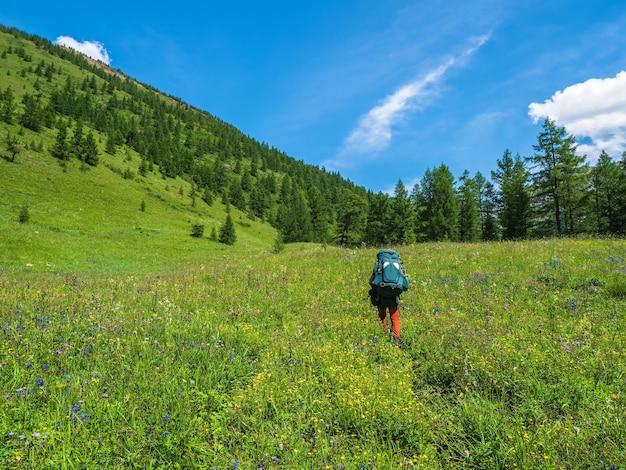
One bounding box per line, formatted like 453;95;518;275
372;249;409;293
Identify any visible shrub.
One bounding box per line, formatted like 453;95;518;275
190;223;204;238
18;203;29;223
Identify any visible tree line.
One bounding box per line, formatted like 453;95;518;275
363;117;626;246
2;25;626;246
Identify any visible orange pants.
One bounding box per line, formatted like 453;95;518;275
377;306;400;338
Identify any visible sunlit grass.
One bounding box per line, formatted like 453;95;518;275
1;239;625;468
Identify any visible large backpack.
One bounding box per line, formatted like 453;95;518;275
370;249;409;299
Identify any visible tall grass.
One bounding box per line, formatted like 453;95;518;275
1;239;625;469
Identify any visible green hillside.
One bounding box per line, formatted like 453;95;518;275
0;26;364;273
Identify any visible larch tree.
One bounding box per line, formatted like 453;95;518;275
528;119;587;236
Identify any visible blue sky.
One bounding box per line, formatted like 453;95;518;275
3;1;626;193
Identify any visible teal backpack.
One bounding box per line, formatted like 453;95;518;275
370;249;409;300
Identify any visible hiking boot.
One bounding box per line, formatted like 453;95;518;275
392;336;402;348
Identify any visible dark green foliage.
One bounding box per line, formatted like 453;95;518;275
83;131;99;166
191;223;204;238
529;119;588;236
3;24;625;248
336;190;366;246
589;151;623;234
1;85;15;123
4;131;22;162
218;214;236;245
365;191;391;246
415;164;459;241
51;121;70;160
492;150;530;239
458;170;481;242
19;93;42;131
18;203;30;223
272;233;285;253
389;179;415;244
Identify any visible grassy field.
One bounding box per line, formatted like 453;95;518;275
0;125;278;274
1;238;625;469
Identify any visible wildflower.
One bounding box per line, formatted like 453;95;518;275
163;413;171;424
35;377;44;387
233;461;240;470
41;364;49;371
25;361;33;369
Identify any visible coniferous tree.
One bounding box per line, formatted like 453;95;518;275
418;164;458;241
218;214;236;245
492;150;530;239
249;183;268;219
83;131;99;166
589;151;622;234
457;170;481;242
105;130;116;155
307;185;330;243
336;190;366;246
480;179;499;240
4;131;23;162
365;191;391;246
292;189;314;242
473;172;499;241
229;178;247;211
71;119;84;160
528;119;587;235
1;86;15;124
51;121;70;160
389;179;415;244
20;93;42;132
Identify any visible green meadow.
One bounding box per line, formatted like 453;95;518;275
1;238;625;469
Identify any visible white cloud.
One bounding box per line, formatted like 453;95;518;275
528;71;626;159
336;35;489;164
54;36;111;65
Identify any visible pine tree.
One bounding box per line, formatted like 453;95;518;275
105;131;116;155
492;150;530;239
1;86;15;124
418;164;459;241
457;170;481;242
218;214;237;245
19;93;42;132
589;151;622;234
51;121;70;160
529;119;587;235
307;185;330;243
336;190;366;246
389;179;415;244
71;119;84;161
83;131;99;166
365;191;391;246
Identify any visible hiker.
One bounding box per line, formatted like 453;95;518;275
369;249;409;346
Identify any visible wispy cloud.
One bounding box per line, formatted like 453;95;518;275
54;36;111;65
330;35;489;169
528;71;626;159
